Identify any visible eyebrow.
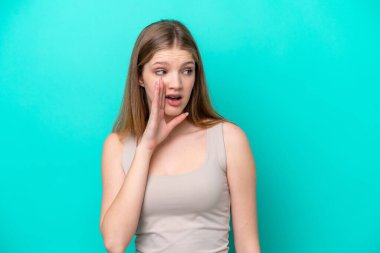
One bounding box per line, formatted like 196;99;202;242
152;61;195;66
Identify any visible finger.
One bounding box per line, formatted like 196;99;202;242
150;80;160;120
160;77;166;110
167;112;189;131
158;77;163;110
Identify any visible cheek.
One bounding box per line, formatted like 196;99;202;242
145;87;155;101
186;83;195;96
147;80;162;100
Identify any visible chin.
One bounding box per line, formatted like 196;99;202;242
164;107;184;116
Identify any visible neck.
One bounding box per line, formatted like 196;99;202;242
165;116;193;137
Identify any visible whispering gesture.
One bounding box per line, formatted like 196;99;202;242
138;77;189;152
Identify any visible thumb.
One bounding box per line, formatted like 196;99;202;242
167;112;189;131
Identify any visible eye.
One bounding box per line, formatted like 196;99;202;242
155;69;166;75
183;69;193;75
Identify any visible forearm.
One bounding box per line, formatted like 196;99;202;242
235;237;261;253
101;146;153;252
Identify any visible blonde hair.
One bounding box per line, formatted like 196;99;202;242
112;19;228;141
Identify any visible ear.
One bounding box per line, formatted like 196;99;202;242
138;78;145;87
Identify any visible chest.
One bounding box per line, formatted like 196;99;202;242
140;157;230;218
148;129;207;176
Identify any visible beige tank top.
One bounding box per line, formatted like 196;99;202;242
122;122;231;253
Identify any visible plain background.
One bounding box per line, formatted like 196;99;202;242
1;0;379;252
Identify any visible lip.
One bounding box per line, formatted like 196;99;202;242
166;97;182;107
165;94;182;98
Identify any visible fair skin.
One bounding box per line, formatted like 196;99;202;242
100;46;260;252
138;46;196;129
138;46;208;175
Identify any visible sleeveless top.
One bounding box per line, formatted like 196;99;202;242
122;122;231;253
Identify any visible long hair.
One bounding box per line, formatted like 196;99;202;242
112;19;227;141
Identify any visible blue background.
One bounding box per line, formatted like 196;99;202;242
1;0;379;252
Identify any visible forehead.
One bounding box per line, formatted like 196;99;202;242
149;48;194;64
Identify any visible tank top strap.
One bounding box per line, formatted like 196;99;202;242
207;122;227;173
122;123;227;175
122;133;137;175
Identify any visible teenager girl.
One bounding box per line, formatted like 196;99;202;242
100;19;260;253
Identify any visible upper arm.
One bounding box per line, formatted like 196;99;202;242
223;122;260;252
99;133;126;231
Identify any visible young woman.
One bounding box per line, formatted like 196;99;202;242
99;19;260;253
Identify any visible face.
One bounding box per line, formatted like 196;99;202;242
138;46;196;121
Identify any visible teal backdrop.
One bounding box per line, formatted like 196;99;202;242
1;0;379;252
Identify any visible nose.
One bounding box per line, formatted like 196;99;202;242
164;73;183;91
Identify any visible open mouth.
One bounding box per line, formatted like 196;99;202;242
165;95;182;106
165;95;182;100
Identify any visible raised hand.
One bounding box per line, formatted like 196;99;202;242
138;77;189;152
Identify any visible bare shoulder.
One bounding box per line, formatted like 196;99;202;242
103;132;124;148
222;121;253;167
102;132;125;163
222;121;250;147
